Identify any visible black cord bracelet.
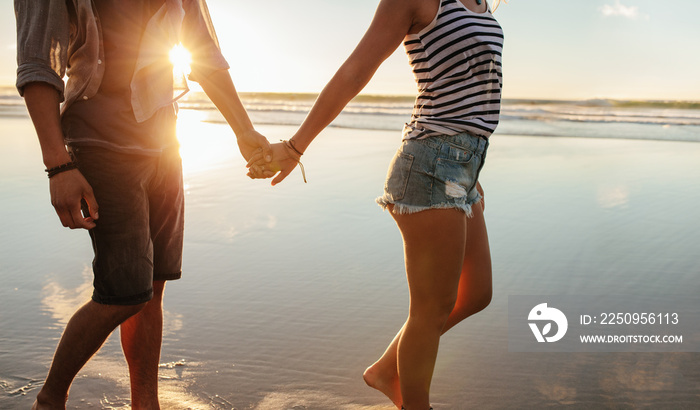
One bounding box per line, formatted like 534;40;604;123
287;139;304;156
281;140;308;183
46;161;79;179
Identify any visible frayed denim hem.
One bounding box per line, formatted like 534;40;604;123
376;194;481;218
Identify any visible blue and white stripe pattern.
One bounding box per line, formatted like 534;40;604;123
403;0;504;140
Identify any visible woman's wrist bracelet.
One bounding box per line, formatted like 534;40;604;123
45;161;78;179
281;140;307;183
287;139;304;157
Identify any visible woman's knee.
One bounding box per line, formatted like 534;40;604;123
473;287;492;313
409;294;459;327
454;287;492;320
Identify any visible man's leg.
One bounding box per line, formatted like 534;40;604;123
120;280;166;410
33;301;145;410
116;146;183;409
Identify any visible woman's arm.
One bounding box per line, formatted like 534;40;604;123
260;0;425;185
292;0;420;151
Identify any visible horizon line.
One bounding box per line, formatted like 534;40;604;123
1;85;698;105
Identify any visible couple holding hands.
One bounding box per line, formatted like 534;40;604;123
16;0;503;408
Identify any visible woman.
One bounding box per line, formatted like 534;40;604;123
250;0;503;408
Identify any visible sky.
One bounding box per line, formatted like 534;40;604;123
2;0;699;101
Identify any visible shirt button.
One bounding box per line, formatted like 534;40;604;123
97;59;102;65
82;96;89;100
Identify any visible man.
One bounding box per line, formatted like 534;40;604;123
15;1;271;408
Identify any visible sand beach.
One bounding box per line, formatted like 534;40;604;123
1;102;700;408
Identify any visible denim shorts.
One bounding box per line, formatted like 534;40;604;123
376;132;488;216
71;146;184;306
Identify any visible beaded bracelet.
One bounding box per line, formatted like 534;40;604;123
45;161;78;179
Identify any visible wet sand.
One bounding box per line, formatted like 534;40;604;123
1;112;699;409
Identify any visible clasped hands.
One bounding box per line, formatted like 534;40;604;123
236;128;300;185
245;139;303;186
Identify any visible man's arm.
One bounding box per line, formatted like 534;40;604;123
23;83;98;230
15;0;69;99
194;68;272;164
180;0;271;165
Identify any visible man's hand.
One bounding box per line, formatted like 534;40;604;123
237;129;272;162
49;169;99;229
247;142;299;186
21;83;98;229
192;69;273;172
236;129;275;178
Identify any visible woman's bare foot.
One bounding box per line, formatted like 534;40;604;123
363;362;402;408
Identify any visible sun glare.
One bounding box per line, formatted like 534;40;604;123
169;44;192;76
177;110;239;176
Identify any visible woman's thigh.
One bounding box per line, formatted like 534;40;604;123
390;207;467;315
453;202;493;321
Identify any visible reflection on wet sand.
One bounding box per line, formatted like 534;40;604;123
4;120;700;408
253;390;395;410
599;354;699;407
526;352;700;408
39;268;214;409
41;266;92;327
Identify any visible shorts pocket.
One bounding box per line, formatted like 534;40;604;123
441;142;476;163
384;151;414;202
434;154;480;200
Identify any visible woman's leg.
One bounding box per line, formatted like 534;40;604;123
443;201;492;331
364;202;492;408
396;207;468;409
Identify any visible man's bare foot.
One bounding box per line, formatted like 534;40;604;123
363;363;402;408
31;399;64;410
32;391;66;410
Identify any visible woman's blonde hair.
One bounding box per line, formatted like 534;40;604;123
491;0;507;12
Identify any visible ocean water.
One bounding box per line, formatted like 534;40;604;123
1;89;700;409
174;91;700;143
3;86;700;142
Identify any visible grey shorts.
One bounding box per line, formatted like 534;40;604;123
376;132;488;216
71;146;184;305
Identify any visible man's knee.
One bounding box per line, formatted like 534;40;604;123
152;281;166;299
93;301;148;324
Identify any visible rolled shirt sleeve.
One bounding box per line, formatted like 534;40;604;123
181;0;230;82
14;0;70;100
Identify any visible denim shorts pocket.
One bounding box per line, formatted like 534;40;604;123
434;153;480;200
384;151;414;202
441;142;476;163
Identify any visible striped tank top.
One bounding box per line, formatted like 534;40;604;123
403;0;504;140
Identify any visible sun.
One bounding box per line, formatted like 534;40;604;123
169;44;192;76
